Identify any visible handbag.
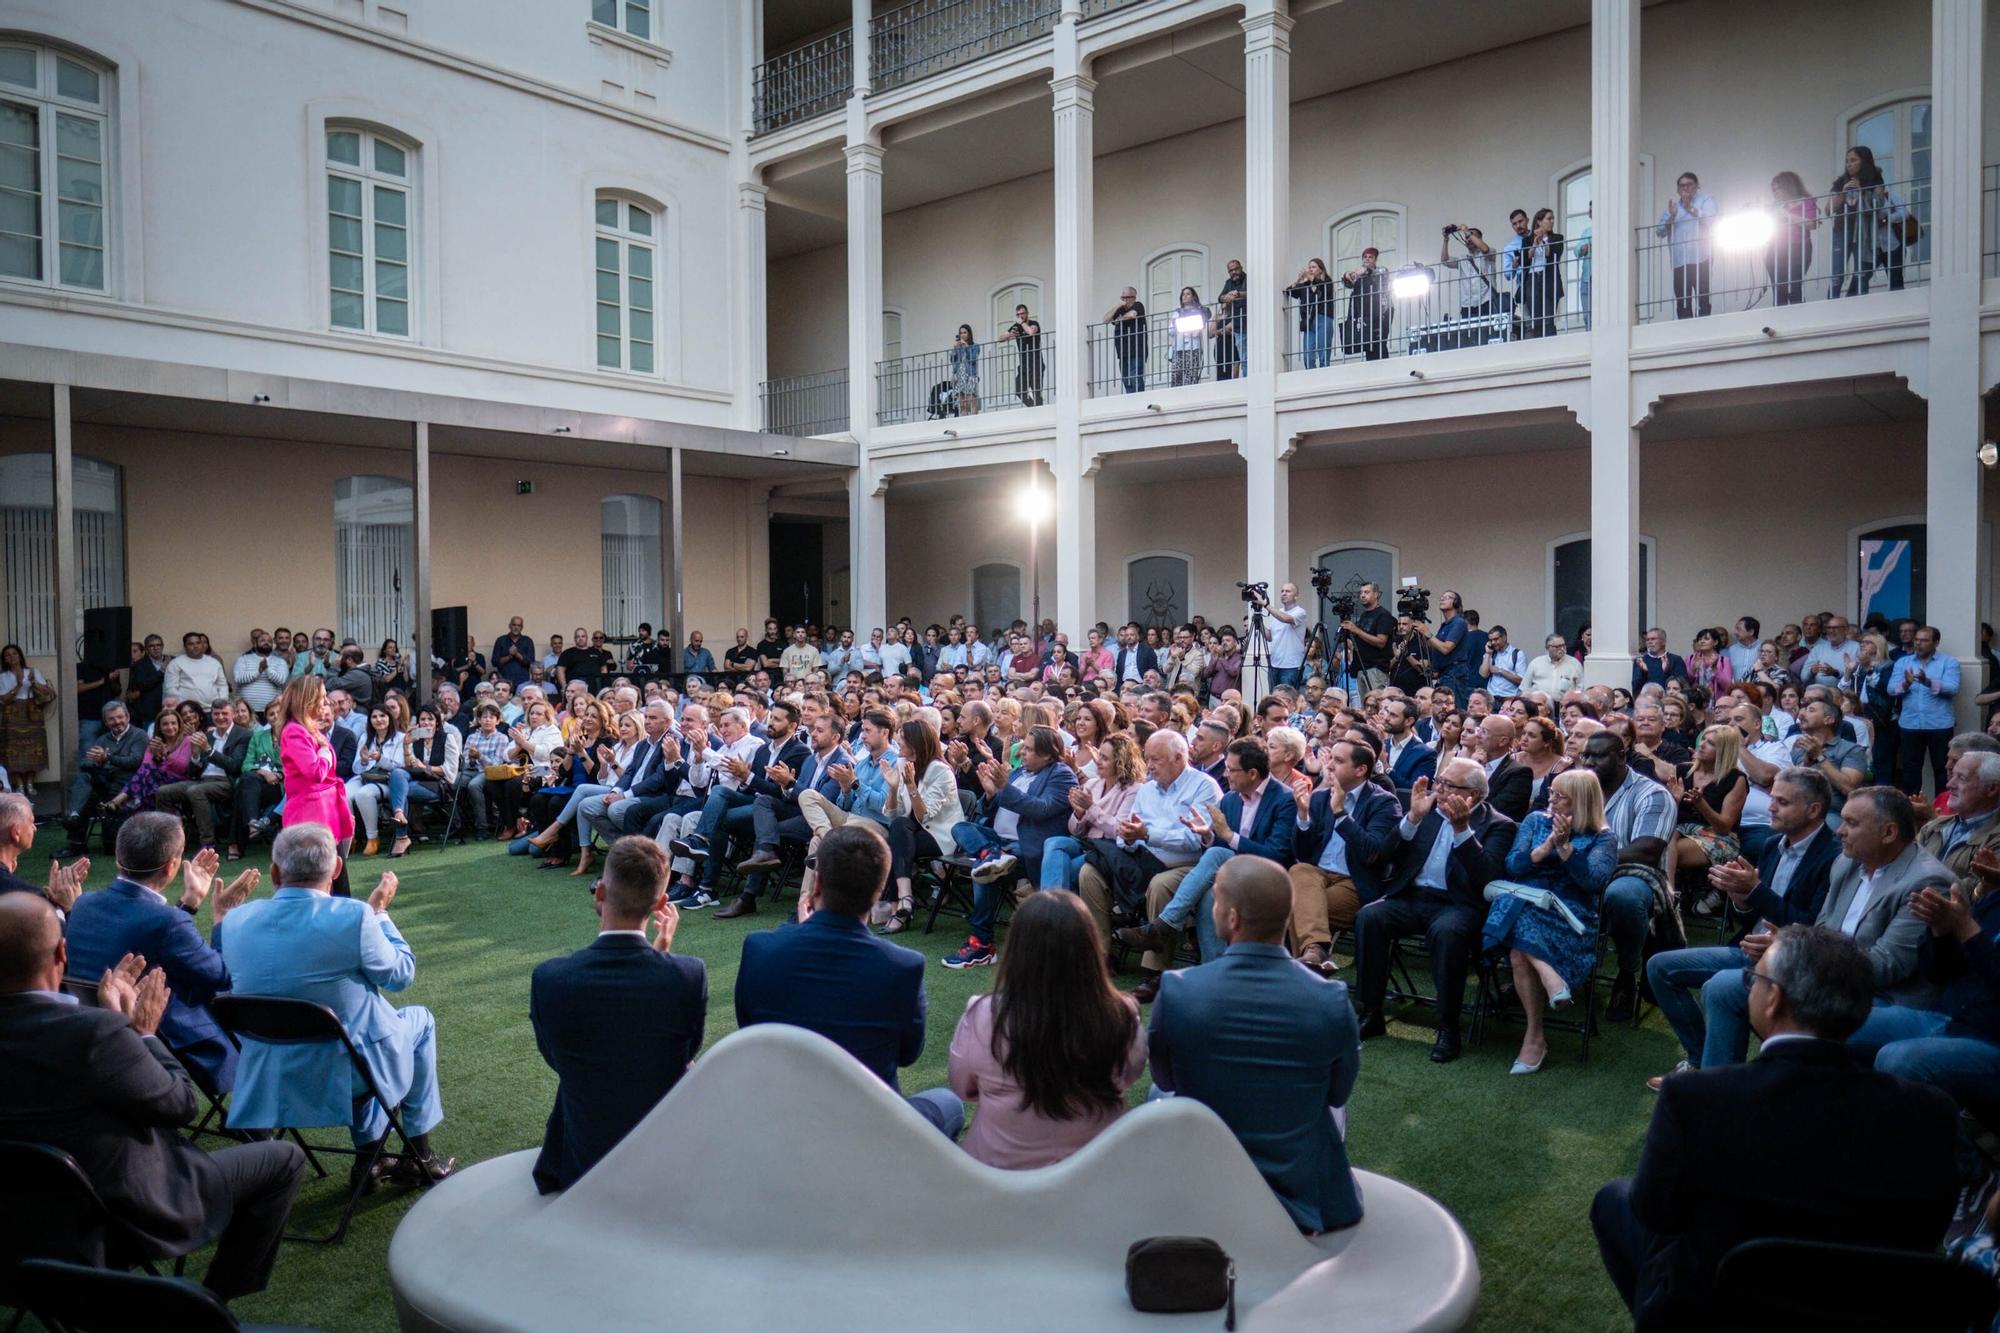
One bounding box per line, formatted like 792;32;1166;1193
484;763;525;782
1125;1237;1235;1328
1896;213;1921;246
358;770;391;787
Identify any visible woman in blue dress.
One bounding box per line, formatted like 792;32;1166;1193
1483;768;1617;1074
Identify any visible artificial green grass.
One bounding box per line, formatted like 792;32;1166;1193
20;837;1682;1331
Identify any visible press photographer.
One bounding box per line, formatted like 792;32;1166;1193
1254;581;1308;688
1421;590;1477;699
1334;579;1397;693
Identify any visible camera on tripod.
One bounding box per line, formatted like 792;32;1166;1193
1396;585;1432;620
1237;580;1270;606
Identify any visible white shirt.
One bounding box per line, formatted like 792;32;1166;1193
1121;766;1225;868
1737;738;1793;828
1483;645;1527;697
880;642;913;677
1839;864;1887;937
164;653;229;707
1520;653;1583;699
992;768;1035;840
231;651;289;712
1399;813;1476;894
0;667;47;701
711;733;764;793
197;725;237;780
1268;604;1307;669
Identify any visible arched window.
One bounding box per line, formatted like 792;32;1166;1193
0;454;123;655
334;476;414;648
1143;248;1206;319
327;126;415;337
1327;207;1403;277
1557;166;1592;247
971;562;1021;636
0;41;111;291
1310;543;1397;612
1127;552;1192;632
601;494;663;636
1846;96;1931;267
595;193;657;374
989;280;1043;341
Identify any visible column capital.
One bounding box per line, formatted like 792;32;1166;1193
737;181;768;209
1051;72;1097;111
1241;8;1295;51
844;140;885;174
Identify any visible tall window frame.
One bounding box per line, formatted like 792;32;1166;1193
326;126;415;338
0;453;125;656
1325;206;1404;278
595;193;658;375
600;494;663;637
591;0;653;42
0;41;111;292
333;475;414;650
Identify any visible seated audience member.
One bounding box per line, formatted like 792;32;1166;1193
734;823;963;1138
1667;724;1747;874
219;823;456;1188
1785;695;1870;825
575;703;683;876
1354;759;1516;1064
102;705;195;817
1470;715;1532;822
64;813;256;1098
403;703;462;822
666;706;771;908
65;701;149;852
1693;785;1949;1071
1287;739;1399;973
1075;729;1221;999
0;791;87;910
230;701;286;859
876;718;959;933
1038;731;1145;892
1645;767;1840;1086
0;894;306;1300
1579;733;1676;1023
1915;750;2000;894
1150;856;1362;1233
947;891;1146;1169
530;838;706;1193
1483;770;1618;1073
461;703;514;840
1591;925;1958;1330
1114;737;1296;974
946;726;1079;970
725;711;852;918
346;703;412;858
154;699;250;853
1379;698;1437;794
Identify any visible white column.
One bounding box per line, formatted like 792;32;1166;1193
1241;1;1292;594
411;421;432;702
852;0;872;96
735;182;769;430
668;446;686;654
52;383;78;794
849;463;887;632
844;136;884;437
1052;33;1096;635
1584;0;1639;689
1928;0;1985;726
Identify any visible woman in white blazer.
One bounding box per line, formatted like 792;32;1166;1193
879;717;961;934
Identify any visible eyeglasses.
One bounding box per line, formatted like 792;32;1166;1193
1435;779;1480;795
1747;970;1781;993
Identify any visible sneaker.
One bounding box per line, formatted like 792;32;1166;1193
669;834;710;860
1694;889;1725;917
682;889;719;910
667;881;702;907
942;936;996;969
969;851;1018;885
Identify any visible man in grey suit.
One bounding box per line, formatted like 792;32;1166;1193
1697;785;1948;1068
1149;855;1362;1233
63;701;149;855
0;893;304;1298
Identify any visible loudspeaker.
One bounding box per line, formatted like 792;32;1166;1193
82;606;131;673
431;605;468;659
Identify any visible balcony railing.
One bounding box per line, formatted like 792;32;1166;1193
1086;306;1245;395
1984;163;1999;279
870;0;1060;93
753;28;853;135
1636;178;1930;323
1278;251;1590;368
761;369;850;436
1080;0;1149;15
877;338;1053;426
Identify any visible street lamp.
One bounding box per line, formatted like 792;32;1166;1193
1016;480;1048;634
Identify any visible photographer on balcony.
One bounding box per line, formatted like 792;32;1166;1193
1339;248;1391;362
1440;223;1502;320
996;303;1043;408
1102;288;1147;394
1285;261;1336;369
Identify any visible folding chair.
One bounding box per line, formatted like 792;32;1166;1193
8;1257;324;1333
1469;927;1607;1064
210;995;418;1245
0;1141;179;1280
1714;1237;1999;1332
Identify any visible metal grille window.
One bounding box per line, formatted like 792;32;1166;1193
591;0;652;42
0;42;110;291
0;454;125;656
595;195;657;375
600;494;663;637
327;127;413;338
333;476;413;650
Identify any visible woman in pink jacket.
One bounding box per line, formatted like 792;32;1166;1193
1036;731;1144;891
276;673;356;895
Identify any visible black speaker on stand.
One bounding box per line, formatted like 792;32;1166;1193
81;606;132;674
431;606;468;671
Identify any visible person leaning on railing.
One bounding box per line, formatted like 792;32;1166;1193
1101;288;1147;394
1766;170;1820;307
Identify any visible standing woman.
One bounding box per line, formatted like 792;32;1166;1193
1828;145;1888;297
1286;259;1336;368
1685;627;1732;696
879;718;958;934
950;323;981;416
0;644;54;797
1766;171;1818;306
1518;208;1565;338
1169;286;1210;386
276;673;356;896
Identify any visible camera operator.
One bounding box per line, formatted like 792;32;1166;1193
1338;582;1397;694
1423;591;1476;699
1262;583;1308;689
1440;223;1502;319
1392;615;1430;694
995;303;1043;408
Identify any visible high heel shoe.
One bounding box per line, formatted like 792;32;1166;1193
1509;1054;1546;1075
1548;986;1573;1010
389;836;411;859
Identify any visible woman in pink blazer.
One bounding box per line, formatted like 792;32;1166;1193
276;674;356;895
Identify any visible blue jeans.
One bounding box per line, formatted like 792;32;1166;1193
1601;873;1654;974
550;783;615;826
905;1088;965;1139
1118;347;1145;394
1851;1005;2000;1120
1270;667;1303;689
1038;834;1087;890
1302;313;1334;368
1698;965;1756;1070
694;787;757;885
951;821;1022;940
1644;944;1748;1065
1155;845;1233;931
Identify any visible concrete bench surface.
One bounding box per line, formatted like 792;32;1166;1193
388;1024;1479;1331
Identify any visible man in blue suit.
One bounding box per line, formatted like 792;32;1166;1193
530;837;706;1193
723;710;852;918
219;822;456;1190
1151;855;1362;1233
945;726;1077;968
1351;758;1517;1063
1288;739;1401;973
735;823;962;1136
65;813;256;1098
1380;699;1437;796
1116;737;1297;970
573;702;678;876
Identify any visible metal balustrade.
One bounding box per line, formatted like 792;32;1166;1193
870;0;1060;93
752;28;853;135
1635;177;1931;322
1080;0;1149;15
761;369;850;436
1984;164;1999;279
876;338;1054;426
1086;306;1241;395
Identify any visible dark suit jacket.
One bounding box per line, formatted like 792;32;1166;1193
329;724;358;782
736;911;928;1092
529;934;708;1194
0;993;228;1262
196;726;251;782
1294;783;1401;902
745;734;812;803
1385;739;1437;793
1113;643;1159;682
1376;804;1517;914
1219;781;1298;866
85;725;148;787
984;761;1078;869
1150;943;1362;1232
64;880;234;1095
1736;823;1842;939
1482;756;1533;823
1629;1039;1957;1329
0;865;45;899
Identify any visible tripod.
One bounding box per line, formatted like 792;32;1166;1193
1243;602;1271;704
1311;581;1358;697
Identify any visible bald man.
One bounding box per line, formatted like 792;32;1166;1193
0;894;304;1298
1471;715;1533;823
1148;856;1363;1234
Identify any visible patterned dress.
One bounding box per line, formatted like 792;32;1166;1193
1482;811;1617;993
119;738;195;811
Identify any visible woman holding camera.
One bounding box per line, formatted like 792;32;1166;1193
1286;260;1336;368
1517;208;1565;338
1169;286;1209;386
498;698;564;840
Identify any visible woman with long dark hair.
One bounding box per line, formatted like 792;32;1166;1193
947;890;1147;1168
878;717;957;934
1766;170;1818;306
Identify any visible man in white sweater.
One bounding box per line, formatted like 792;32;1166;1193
165;632;230;709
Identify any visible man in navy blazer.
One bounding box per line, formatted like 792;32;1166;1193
1112;623;1159;686
734;824;963;1136
723;711;852;918
64;813;256;1098
574;702;678;869
530;838;706;1193
946;728;1077;966
1352;759;1516;1062
1288;739;1401;972
1151;856;1362;1234
1645;766;1843;1081
1380;699;1436;797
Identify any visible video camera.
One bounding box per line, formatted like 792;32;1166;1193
1236;580;1270;607
1310;567;1357;621
1396;585;1432;620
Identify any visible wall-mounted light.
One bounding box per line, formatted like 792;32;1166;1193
1761;326;1778;339
942;429;958;439
552;425;573;434
1980;441;1998;468
1409;369;1425;381
251;393;271;404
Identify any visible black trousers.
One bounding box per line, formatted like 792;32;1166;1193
885;815;942;883
1898;726;1952;797
1590;1177;1656;1318
1354;894;1480;1033
746;796;809;899
1672;260;1711;319
200;1139;307;1300
231;773;283;847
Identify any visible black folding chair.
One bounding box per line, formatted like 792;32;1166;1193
0;1141;177;1280
209;995;417;1245
1469;927;1608;1064
1714;1237;1999;1332
8;1258;324;1333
